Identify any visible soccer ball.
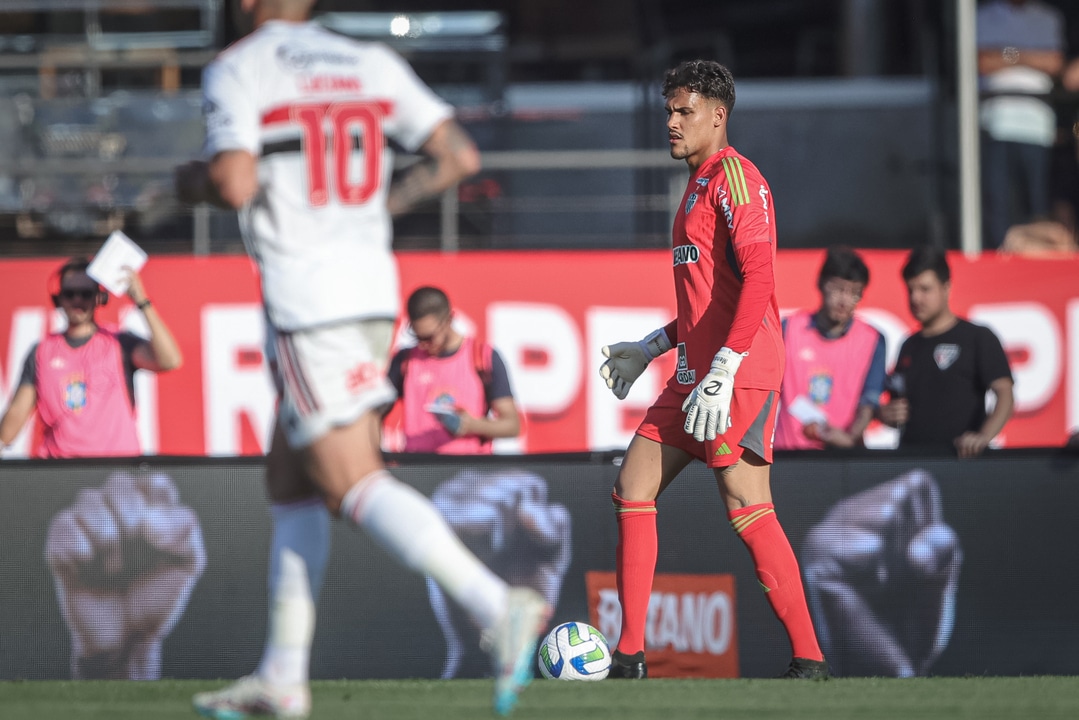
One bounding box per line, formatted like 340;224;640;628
537;621;611;681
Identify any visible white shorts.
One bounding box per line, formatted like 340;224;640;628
267;319;397;448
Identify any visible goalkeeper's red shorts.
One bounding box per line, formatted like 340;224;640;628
636;386;778;468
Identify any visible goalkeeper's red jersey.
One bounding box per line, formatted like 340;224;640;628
666;146;784;394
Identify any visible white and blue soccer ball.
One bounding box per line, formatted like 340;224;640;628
537;621;612;681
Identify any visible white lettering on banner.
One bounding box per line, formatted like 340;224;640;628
596;588;623;648
1068;300;1079;434
970;303;1060;414
645;590;733;654
489;302;581;415
0;308;48;457
120;308;159;455
202;305;275;456
586;307;669;450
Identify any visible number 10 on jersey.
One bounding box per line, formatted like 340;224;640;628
288;101;388;207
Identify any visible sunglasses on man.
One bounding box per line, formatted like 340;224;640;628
59;289;99;301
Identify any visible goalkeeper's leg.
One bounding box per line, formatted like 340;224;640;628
711;394;825;671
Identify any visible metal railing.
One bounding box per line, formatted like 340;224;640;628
0;148;685;254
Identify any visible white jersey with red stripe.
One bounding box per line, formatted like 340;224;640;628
202;20;453;331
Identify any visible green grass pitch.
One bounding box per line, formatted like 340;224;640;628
2;677;1079;720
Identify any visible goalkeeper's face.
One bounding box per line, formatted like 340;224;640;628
664;88;726;166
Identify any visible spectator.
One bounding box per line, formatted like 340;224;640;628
976;0;1066;249
998;218;1078;254
387;287;521;454
1048;53;1079;243
0;257;182;458
774;246;887;450
878;246;1014;458
175;0;548;716
1064;56;1079;93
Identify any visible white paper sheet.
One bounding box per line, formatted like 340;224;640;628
786;395;828;427
86;230;148;296
425;403;459;417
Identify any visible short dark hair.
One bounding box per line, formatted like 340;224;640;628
662;60;736;112
58;256;93;285
818;246;869;288
902;245;950;283
406;286;451;323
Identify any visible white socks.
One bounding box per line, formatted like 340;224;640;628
258;500;330;687
341;470;507;630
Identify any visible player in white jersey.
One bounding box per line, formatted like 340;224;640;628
175;1;549;717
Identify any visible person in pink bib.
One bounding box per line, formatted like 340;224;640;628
387;286;521;454
774;246;887;450
0;257;183;458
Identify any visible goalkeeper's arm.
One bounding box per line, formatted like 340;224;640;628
599;324;675;400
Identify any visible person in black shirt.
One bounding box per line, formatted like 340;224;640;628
879;246;1014;457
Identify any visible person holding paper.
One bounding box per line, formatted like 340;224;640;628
386;286;521;454
0;257;182;458
774;246;887;450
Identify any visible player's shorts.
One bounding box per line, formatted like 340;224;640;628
266;319;397;448
636;385;778;467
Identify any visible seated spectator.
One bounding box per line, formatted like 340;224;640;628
0;257;182;458
878;246;1014;458
386;286;520;454
999;219;1078;255
976;0;1066;249
775;246;886;450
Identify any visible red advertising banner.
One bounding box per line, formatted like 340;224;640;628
0;250;1076;456
585;570;739;678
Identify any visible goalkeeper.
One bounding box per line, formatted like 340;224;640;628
598;59;826;681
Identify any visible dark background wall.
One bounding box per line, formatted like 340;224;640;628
1;449;1077;680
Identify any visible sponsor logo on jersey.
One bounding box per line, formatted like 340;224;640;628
204;99;232;130
673;244;700;266
696;177;710;187
676;343;696;385
720;194;734;230
758;184;770;224
276;45;358;71
933;343;960;370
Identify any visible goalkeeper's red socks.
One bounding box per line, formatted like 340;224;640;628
612;492;658;655
729;503;823;661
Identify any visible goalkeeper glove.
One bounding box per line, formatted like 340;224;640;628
599;328;673;400
682;347;746;442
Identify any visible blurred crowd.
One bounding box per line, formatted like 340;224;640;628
978;0;1079;255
